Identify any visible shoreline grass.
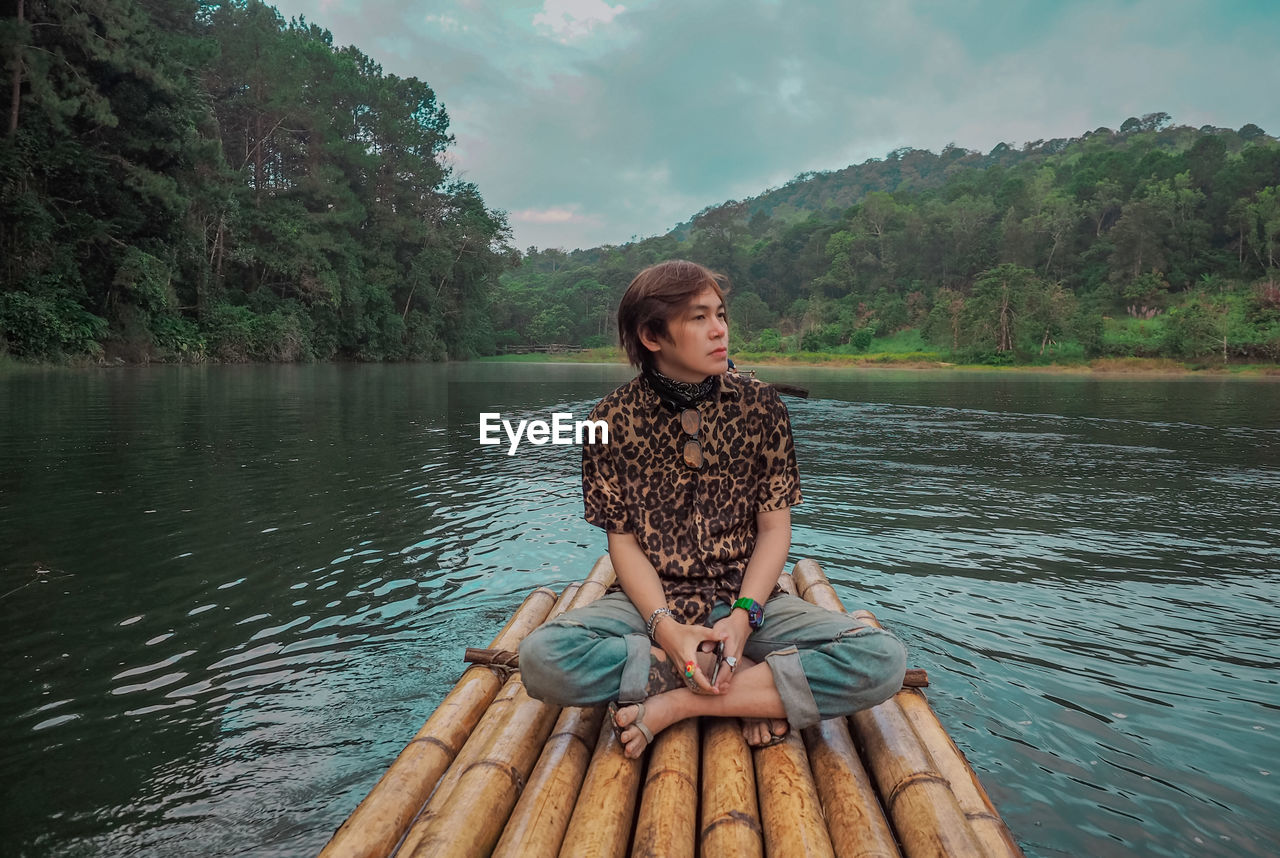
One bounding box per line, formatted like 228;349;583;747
475;349;1280;377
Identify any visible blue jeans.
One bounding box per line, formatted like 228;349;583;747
519;591;907;730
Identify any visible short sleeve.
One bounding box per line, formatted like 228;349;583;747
581;402;630;533
756;388;802;512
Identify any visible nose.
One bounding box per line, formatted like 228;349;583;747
711;314;727;338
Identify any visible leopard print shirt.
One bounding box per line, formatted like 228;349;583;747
581;372;802;625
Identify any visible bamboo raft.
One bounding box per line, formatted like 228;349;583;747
318;557;1024;858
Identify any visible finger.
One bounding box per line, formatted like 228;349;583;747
686;662;717;694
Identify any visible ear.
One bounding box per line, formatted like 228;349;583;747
638;324;665;354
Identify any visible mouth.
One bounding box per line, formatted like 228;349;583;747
711;347;727;358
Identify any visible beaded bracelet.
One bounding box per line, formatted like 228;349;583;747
646;607;676;641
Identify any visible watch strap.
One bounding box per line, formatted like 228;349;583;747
732;597;764;629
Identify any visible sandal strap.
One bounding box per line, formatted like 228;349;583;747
631;702;654;744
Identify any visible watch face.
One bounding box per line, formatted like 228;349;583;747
734;597;764;629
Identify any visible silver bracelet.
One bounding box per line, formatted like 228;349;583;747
646;607;676;641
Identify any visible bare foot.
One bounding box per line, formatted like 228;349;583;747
614;695;679;759
742;717;789;748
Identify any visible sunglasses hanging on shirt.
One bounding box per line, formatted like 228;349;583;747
680;408;703;470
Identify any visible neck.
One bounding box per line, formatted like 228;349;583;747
643;365;719;411
651;358;708;385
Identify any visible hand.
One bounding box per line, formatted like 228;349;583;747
707;611;751;692
655;618;726;695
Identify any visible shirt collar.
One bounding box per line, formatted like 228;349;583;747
638;371;741;411
716;372;744;401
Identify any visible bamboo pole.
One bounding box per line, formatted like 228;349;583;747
396;559;615;858
318;585;559;858
398;680;559;858
756;730;836;858
490;702;608;858
848;608;1021;858
491;553;617;858
788;561;901;858
850;702;983;858
699;717;763;858
630;717;699;858
791;559;985;858
801;717;902;858
403;581;583;828
895;690;1024;858
786;569;902;858
557;713;644;858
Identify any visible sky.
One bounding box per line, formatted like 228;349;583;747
268;0;1280;251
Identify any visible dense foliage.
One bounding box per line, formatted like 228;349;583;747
1;0;513;362
5;1;1277;368
499;114;1280;365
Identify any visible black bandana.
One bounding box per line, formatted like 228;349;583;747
643;365;718;412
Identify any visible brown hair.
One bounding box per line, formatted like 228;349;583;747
617;260;728;369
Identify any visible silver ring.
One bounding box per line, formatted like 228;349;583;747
723;655;738;673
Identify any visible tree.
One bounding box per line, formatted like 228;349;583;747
1163;297;1221;358
689;199;748;281
922;287;966;352
729;291;773;343
1140;112;1172;133
962;264;1041;353
1022;279;1076;354
1243;187;1280;272
1110;198;1167;282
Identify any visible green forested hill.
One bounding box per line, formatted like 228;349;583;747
1;0;513;362
5;3;1278;367
499;115;1280;365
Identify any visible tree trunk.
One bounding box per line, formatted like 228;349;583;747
401;283;416;322
254;112;264;194
1044;232;1060;275
950;300;961;352
997;285;1012;352
8;0;23;137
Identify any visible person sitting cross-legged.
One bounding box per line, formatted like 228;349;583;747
520;259;906;758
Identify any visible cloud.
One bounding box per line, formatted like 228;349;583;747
269;0;1280;251
424;14;466;33
533;0;627;43
511;206;594;224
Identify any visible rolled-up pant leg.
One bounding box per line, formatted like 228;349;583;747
519;592;653;707
724;593;907;730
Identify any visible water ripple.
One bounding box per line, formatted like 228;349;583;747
3;364;1278;857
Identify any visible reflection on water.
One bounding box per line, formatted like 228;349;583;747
1;363;1277;856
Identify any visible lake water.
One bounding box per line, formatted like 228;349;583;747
1;362;1277;857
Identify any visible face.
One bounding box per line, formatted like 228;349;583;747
643;284;729;382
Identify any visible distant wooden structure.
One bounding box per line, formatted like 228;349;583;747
499;344;587;355
318;557;1023;858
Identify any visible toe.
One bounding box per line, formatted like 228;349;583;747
614;703;638;731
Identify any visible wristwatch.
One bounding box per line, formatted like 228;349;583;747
732;597;765;630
